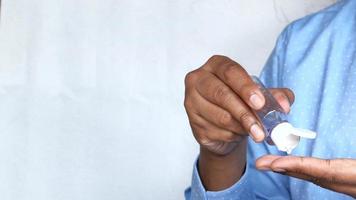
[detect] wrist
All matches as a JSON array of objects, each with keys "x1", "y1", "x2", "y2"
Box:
[{"x1": 198, "y1": 138, "x2": 247, "y2": 191}]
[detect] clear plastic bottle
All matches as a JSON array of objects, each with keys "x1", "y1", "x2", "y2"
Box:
[{"x1": 251, "y1": 76, "x2": 316, "y2": 154}]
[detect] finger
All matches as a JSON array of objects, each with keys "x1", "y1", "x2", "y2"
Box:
[
  {"x1": 189, "y1": 90, "x2": 245, "y2": 135},
  {"x1": 255, "y1": 155, "x2": 283, "y2": 170},
  {"x1": 195, "y1": 73, "x2": 265, "y2": 142},
  {"x1": 187, "y1": 111, "x2": 244, "y2": 144},
  {"x1": 277, "y1": 171, "x2": 356, "y2": 198},
  {"x1": 258, "y1": 155, "x2": 356, "y2": 197},
  {"x1": 269, "y1": 156, "x2": 356, "y2": 185},
  {"x1": 269, "y1": 88, "x2": 295, "y2": 113},
  {"x1": 203, "y1": 56, "x2": 266, "y2": 110},
  {"x1": 322, "y1": 183, "x2": 356, "y2": 198}
]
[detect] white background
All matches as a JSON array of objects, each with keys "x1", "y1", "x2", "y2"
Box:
[{"x1": 0, "y1": 0, "x2": 335, "y2": 199}]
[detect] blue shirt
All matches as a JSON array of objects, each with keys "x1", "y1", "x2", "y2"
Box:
[{"x1": 185, "y1": 0, "x2": 356, "y2": 199}]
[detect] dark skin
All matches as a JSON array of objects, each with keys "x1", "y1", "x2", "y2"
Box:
[
  {"x1": 256, "y1": 156, "x2": 356, "y2": 198},
  {"x1": 184, "y1": 55, "x2": 356, "y2": 198},
  {"x1": 184, "y1": 55, "x2": 293, "y2": 190}
]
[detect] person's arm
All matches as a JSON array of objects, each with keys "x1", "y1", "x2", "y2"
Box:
[
  {"x1": 185, "y1": 26, "x2": 294, "y2": 199},
  {"x1": 198, "y1": 138, "x2": 247, "y2": 191}
]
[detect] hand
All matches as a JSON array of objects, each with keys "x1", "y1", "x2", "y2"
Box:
[
  {"x1": 184, "y1": 55, "x2": 294, "y2": 191},
  {"x1": 256, "y1": 155, "x2": 356, "y2": 198},
  {"x1": 184, "y1": 55, "x2": 294, "y2": 155}
]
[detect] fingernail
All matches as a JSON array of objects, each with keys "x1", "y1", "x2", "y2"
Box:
[
  {"x1": 249, "y1": 93, "x2": 264, "y2": 109},
  {"x1": 250, "y1": 124, "x2": 265, "y2": 142},
  {"x1": 273, "y1": 168, "x2": 286, "y2": 173}
]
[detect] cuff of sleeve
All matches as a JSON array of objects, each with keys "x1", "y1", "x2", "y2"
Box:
[{"x1": 190, "y1": 156, "x2": 252, "y2": 200}]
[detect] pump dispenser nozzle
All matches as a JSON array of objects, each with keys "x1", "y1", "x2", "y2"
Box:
[
  {"x1": 271, "y1": 122, "x2": 316, "y2": 154},
  {"x1": 251, "y1": 76, "x2": 316, "y2": 154}
]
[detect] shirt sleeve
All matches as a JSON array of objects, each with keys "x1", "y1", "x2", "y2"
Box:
[{"x1": 185, "y1": 26, "x2": 293, "y2": 200}]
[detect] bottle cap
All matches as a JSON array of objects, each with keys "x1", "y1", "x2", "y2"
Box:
[{"x1": 271, "y1": 122, "x2": 317, "y2": 154}]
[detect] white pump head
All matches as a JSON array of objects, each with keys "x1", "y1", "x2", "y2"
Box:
[{"x1": 271, "y1": 122, "x2": 317, "y2": 154}]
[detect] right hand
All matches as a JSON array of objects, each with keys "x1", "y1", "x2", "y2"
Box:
[{"x1": 184, "y1": 55, "x2": 295, "y2": 156}]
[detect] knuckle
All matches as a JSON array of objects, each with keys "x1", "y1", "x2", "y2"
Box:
[
  {"x1": 191, "y1": 125, "x2": 206, "y2": 139},
  {"x1": 183, "y1": 98, "x2": 193, "y2": 110},
  {"x1": 218, "y1": 111, "x2": 233, "y2": 127},
  {"x1": 184, "y1": 71, "x2": 198, "y2": 86},
  {"x1": 209, "y1": 55, "x2": 227, "y2": 62},
  {"x1": 189, "y1": 117, "x2": 204, "y2": 129},
  {"x1": 325, "y1": 159, "x2": 332, "y2": 168},
  {"x1": 238, "y1": 111, "x2": 253, "y2": 125},
  {"x1": 206, "y1": 55, "x2": 230, "y2": 70},
  {"x1": 323, "y1": 159, "x2": 337, "y2": 183},
  {"x1": 294, "y1": 157, "x2": 305, "y2": 173},
  {"x1": 213, "y1": 85, "x2": 233, "y2": 105},
  {"x1": 223, "y1": 64, "x2": 238, "y2": 83}
]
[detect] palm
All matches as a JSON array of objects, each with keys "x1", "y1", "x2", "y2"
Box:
[{"x1": 256, "y1": 155, "x2": 356, "y2": 198}]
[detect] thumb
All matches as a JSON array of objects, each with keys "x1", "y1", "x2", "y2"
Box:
[{"x1": 269, "y1": 88, "x2": 295, "y2": 113}]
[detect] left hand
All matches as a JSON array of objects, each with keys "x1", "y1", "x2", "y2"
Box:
[{"x1": 256, "y1": 155, "x2": 356, "y2": 198}]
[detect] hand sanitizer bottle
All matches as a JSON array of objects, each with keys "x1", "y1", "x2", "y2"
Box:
[{"x1": 251, "y1": 76, "x2": 316, "y2": 154}]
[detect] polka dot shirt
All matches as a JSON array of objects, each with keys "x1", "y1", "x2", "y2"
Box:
[{"x1": 185, "y1": 0, "x2": 356, "y2": 199}]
